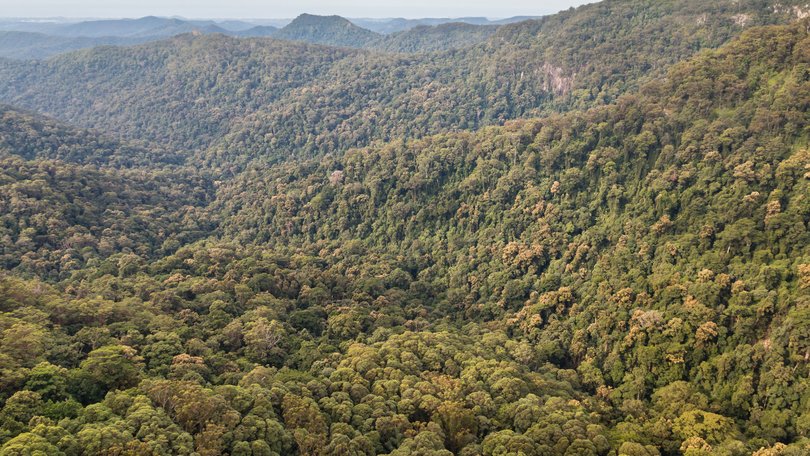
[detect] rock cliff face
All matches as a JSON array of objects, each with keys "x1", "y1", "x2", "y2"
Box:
[
  {"x1": 732, "y1": 13, "x2": 752, "y2": 26},
  {"x1": 539, "y1": 63, "x2": 575, "y2": 96},
  {"x1": 773, "y1": 3, "x2": 810, "y2": 19}
]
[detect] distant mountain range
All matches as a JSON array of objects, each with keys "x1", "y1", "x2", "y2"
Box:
[
  {"x1": 0, "y1": 16, "x2": 228, "y2": 37},
  {"x1": 232, "y1": 26, "x2": 279, "y2": 38},
  {"x1": 375, "y1": 22, "x2": 499, "y2": 53},
  {"x1": 0, "y1": 16, "x2": 235, "y2": 58},
  {"x1": 0, "y1": 31, "x2": 146, "y2": 60},
  {"x1": 0, "y1": 14, "x2": 536, "y2": 59},
  {"x1": 352, "y1": 15, "x2": 539, "y2": 33}
]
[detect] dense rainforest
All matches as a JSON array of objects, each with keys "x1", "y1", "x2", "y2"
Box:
[
  {"x1": 1, "y1": 0, "x2": 808, "y2": 170},
  {"x1": 0, "y1": 0, "x2": 808, "y2": 455}
]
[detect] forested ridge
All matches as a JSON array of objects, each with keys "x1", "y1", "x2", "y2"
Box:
[
  {"x1": 369, "y1": 23, "x2": 498, "y2": 54},
  {"x1": 1, "y1": 0, "x2": 807, "y2": 170},
  {"x1": 0, "y1": 105, "x2": 181, "y2": 167},
  {"x1": 0, "y1": 32, "x2": 149, "y2": 61},
  {"x1": 0, "y1": 1, "x2": 808, "y2": 455}
]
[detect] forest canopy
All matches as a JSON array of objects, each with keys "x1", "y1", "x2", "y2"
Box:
[{"x1": 0, "y1": 1, "x2": 808, "y2": 455}]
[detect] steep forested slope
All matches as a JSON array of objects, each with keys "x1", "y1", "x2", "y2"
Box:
[
  {"x1": 0, "y1": 104, "x2": 179, "y2": 167},
  {"x1": 0, "y1": 37, "x2": 354, "y2": 151},
  {"x1": 0, "y1": 105, "x2": 213, "y2": 277},
  {"x1": 0, "y1": 158, "x2": 215, "y2": 279},
  {"x1": 0, "y1": 16, "x2": 807, "y2": 456},
  {"x1": 208, "y1": 18, "x2": 809, "y2": 452},
  {"x1": 0, "y1": 0, "x2": 806, "y2": 169},
  {"x1": 194, "y1": 0, "x2": 810, "y2": 171}
]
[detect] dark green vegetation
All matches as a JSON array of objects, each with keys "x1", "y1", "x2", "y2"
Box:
[
  {"x1": 0, "y1": 0, "x2": 809, "y2": 455},
  {"x1": 1, "y1": 0, "x2": 806, "y2": 169},
  {"x1": 0, "y1": 105, "x2": 214, "y2": 278},
  {"x1": 0, "y1": 105, "x2": 179, "y2": 167},
  {"x1": 372, "y1": 23, "x2": 498, "y2": 54}
]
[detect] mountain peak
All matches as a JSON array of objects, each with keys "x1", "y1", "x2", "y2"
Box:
[
  {"x1": 295, "y1": 13, "x2": 345, "y2": 21},
  {"x1": 274, "y1": 13, "x2": 381, "y2": 48}
]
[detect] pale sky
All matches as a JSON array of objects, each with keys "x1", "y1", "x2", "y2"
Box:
[{"x1": 0, "y1": 0, "x2": 595, "y2": 19}]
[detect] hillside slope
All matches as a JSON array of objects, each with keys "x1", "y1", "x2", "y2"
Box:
[
  {"x1": 0, "y1": 14, "x2": 808, "y2": 456},
  {"x1": 234, "y1": 25, "x2": 279, "y2": 38},
  {"x1": 0, "y1": 36, "x2": 355, "y2": 151},
  {"x1": 0, "y1": 104, "x2": 179, "y2": 167},
  {"x1": 373, "y1": 23, "x2": 499, "y2": 53},
  {"x1": 0, "y1": 0, "x2": 806, "y2": 168},
  {"x1": 0, "y1": 158, "x2": 215, "y2": 278},
  {"x1": 0, "y1": 105, "x2": 213, "y2": 276},
  {"x1": 212, "y1": 18, "x2": 810, "y2": 451}
]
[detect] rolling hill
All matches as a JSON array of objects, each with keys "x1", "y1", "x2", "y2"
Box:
[
  {"x1": 272, "y1": 14, "x2": 383, "y2": 48},
  {"x1": 0, "y1": 16, "x2": 229, "y2": 38},
  {"x1": 234, "y1": 25, "x2": 279, "y2": 38},
  {"x1": 0, "y1": 104, "x2": 179, "y2": 167},
  {"x1": 0, "y1": 13, "x2": 807, "y2": 455},
  {"x1": 0, "y1": 105, "x2": 214, "y2": 277},
  {"x1": 353, "y1": 15, "x2": 539, "y2": 34},
  {"x1": 0, "y1": 17, "x2": 253, "y2": 59},
  {"x1": 0, "y1": 30, "x2": 158, "y2": 60},
  {"x1": 1, "y1": 0, "x2": 806, "y2": 170},
  {"x1": 373, "y1": 22, "x2": 499, "y2": 53}
]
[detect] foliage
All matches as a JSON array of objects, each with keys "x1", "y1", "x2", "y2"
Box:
[
  {"x1": 0, "y1": 0, "x2": 806, "y2": 171},
  {"x1": 0, "y1": 3, "x2": 808, "y2": 455}
]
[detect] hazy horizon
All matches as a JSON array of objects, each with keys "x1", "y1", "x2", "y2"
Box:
[{"x1": 0, "y1": 1, "x2": 594, "y2": 20}]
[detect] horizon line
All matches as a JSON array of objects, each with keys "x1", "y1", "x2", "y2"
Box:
[{"x1": 0, "y1": 13, "x2": 549, "y2": 21}]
